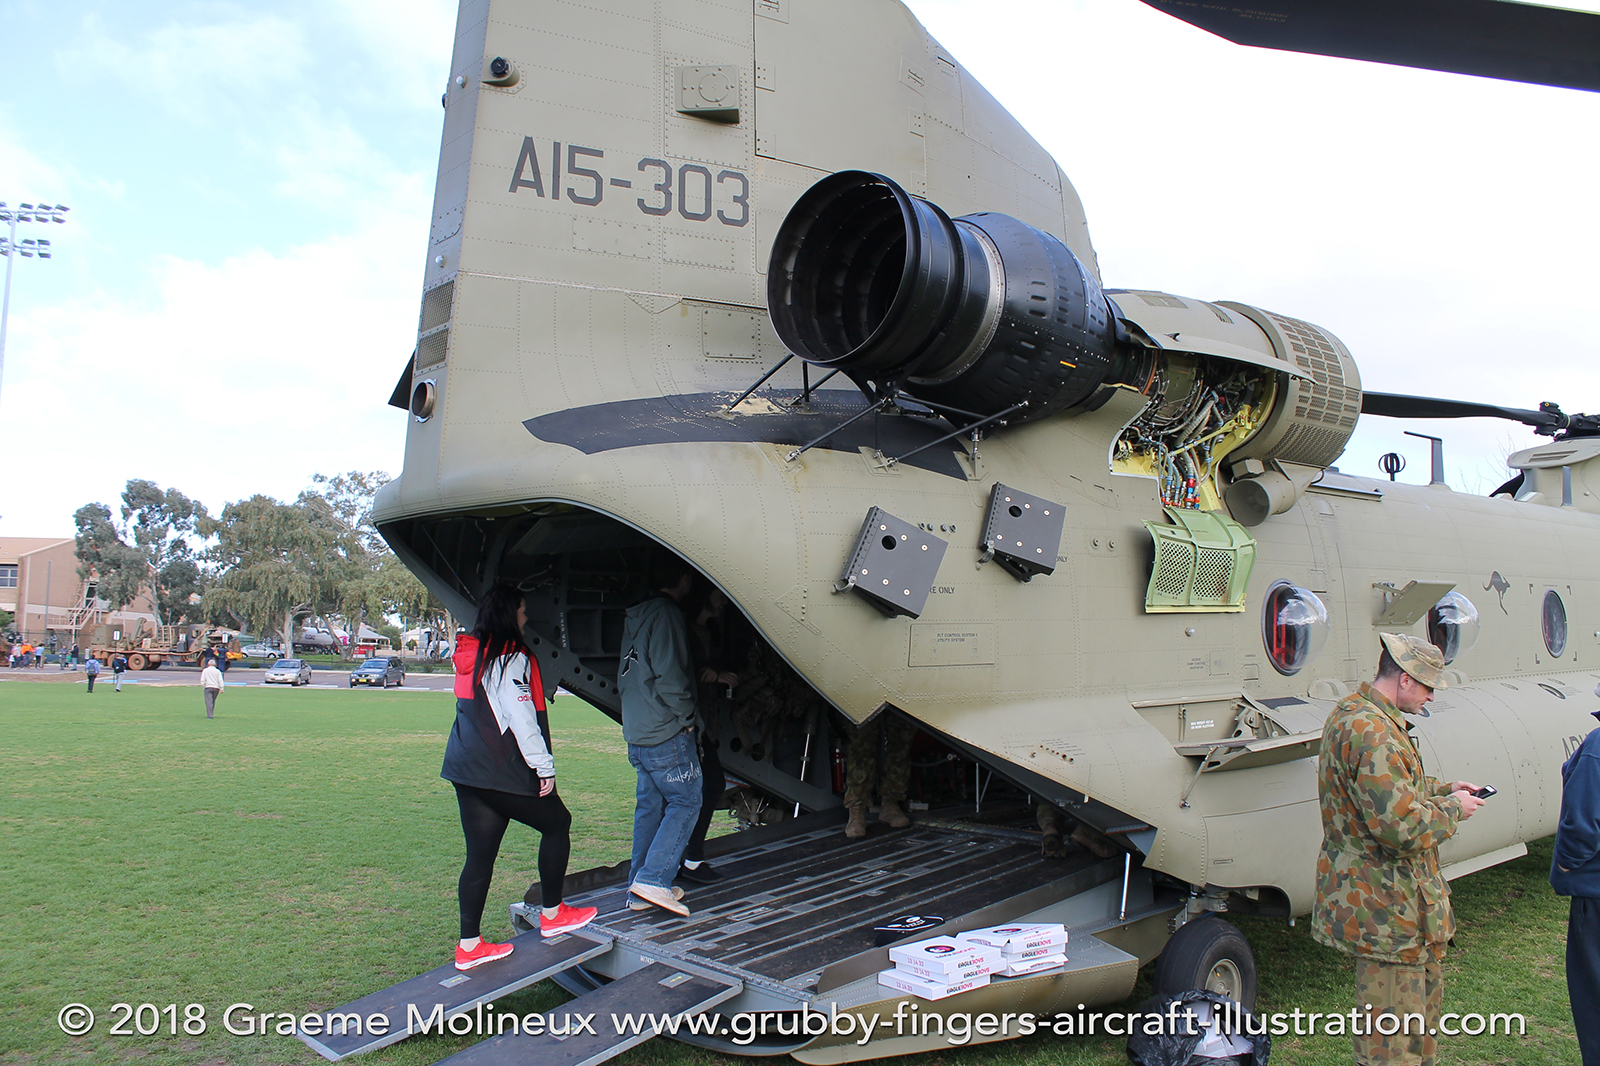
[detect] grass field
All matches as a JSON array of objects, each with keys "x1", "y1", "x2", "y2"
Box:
[{"x1": 0, "y1": 679, "x2": 1580, "y2": 1065}]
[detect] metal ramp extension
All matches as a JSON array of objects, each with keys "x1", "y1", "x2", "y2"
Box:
[
  {"x1": 296, "y1": 928, "x2": 740, "y2": 1066},
  {"x1": 436, "y1": 964, "x2": 741, "y2": 1066},
  {"x1": 296, "y1": 929, "x2": 613, "y2": 1060}
]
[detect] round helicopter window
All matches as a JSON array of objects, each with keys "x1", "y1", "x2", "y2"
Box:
[
  {"x1": 1426, "y1": 591, "x2": 1481, "y2": 664},
  {"x1": 1262, "y1": 581, "x2": 1330, "y2": 676},
  {"x1": 1543, "y1": 590, "x2": 1568, "y2": 658}
]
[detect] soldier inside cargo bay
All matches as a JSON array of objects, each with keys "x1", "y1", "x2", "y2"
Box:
[{"x1": 842, "y1": 712, "x2": 916, "y2": 839}]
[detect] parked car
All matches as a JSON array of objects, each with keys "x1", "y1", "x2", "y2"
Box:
[
  {"x1": 348, "y1": 657, "x2": 405, "y2": 688},
  {"x1": 241, "y1": 641, "x2": 283, "y2": 660},
  {"x1": 263, "y1": 658, "x2": 313, "y2": 686}
]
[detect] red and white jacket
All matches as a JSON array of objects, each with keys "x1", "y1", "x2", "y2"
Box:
[{"x1": 453, "y1": 636, "x2": 553, "y2": 778}]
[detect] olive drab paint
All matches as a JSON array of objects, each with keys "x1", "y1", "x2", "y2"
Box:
[{"x1": 373, "y1": 0, "x2": 1599, "y2": 1053}]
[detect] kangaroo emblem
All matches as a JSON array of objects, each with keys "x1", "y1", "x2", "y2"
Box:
[{"x1": 1484, "y1": 571, "x2": 1510, "y2": 613}]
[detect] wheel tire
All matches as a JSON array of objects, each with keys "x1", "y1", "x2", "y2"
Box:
[
  {"x1": 1153, "y1": 916, "x2": 1258, "y2": 1009},
  {"x1": 128, "y1": 653, "x2": 148, "y2": 671}
]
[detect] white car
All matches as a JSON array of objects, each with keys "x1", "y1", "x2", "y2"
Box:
[
  {"x1": 241, "y1": 642, "x2": 283, "y2": 659},
  {"x1": 263, "y1": 658, "x2": 313, "y2": 686}
]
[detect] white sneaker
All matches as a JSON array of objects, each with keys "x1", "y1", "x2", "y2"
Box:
[
  {"x1": 628, "y1": 886, "x2": 686, "y2": 911},
  {"x1": 629, "y1": 882, "x2": 690, "y2": 916}
]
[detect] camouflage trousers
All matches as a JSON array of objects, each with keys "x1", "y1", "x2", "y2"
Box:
[
  {"x1": 842, "y1": 715, "x2": 915, "y2": 810},
  {"x1": 1352, "y1": 945, "x2": 1445, "y2": 1066}
]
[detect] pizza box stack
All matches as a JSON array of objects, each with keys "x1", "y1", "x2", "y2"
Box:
[
  {"x1": 957, "y1": 923, "x2": 1068, "y2": 976},
  {"x1": 878, "y1": 936, "x2": 1001, "y2": 1000}
]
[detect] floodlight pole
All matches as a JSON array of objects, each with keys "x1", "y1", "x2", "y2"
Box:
[
  {"x1": 0, "y1": 200, "x2": 70, "y2": 419},
  {"x1": 0, "y1": 210, "x2": 16, "y2": 411}
]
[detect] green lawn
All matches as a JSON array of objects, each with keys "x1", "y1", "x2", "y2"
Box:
[{"x1": 0, "y1": 680, "x2": 1579, "y2": 1065}]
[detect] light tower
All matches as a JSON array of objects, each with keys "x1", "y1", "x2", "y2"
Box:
[{"x1": 0, "y1": 200, "x2": 71, "y2": 416}]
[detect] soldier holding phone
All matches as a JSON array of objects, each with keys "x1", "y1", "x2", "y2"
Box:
[{"x1": 1314, "y1": 633, "x2": 1486, "y2": 1066}]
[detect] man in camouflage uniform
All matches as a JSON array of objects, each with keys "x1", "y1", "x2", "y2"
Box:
[
  {"x1": 842, "y1": 714, "x2": 916, "y2": 839},
  {"x1": 1314, "y1": 633, "x2": 1486, "y2": 1065}
]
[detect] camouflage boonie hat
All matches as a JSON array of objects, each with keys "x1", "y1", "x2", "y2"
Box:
[{"x1": 1379, "y1": 632, "x2": 1448, "y2": 690}]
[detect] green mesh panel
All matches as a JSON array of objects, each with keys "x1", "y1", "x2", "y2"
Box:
[{"x1": 1143, "y1": 507, "x2": 1257, "y2": 613}]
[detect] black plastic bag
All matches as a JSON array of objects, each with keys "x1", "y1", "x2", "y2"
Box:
[{"x1": 1125, "y1": 989, "x2": 1271, "y2": 1066}]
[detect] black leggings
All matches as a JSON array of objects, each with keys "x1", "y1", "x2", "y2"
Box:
[{"x1": 453, "y1": 782, "x2": 572, "y2": 937}]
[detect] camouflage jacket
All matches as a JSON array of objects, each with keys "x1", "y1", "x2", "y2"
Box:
[{"x1": 1313, "y1": 682, "x2": 1464, "y2": 963}]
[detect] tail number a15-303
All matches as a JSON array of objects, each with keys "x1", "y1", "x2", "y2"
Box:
[{"x1": 509, "y1": 137, "x2": 749, "y2": 227}]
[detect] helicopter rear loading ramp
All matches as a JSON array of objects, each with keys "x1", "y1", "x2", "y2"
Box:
[{"x1": 300, "y1": 815, "x2": 1170, "y2": 1065}]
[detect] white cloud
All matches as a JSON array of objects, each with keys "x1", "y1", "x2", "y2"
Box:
[
  {"x1": 321, "y1": 0, "x2": 459, "y2": 106},
  {"x1": 0, "y1": 199, "x2": 427, "y2": 535},
  {"x1": 70, "y1": 11, "x2": 312, "y2": 124}
]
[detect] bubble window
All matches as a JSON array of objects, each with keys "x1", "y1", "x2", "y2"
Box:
[
  {"x1": 1543, "y1": 590, "x2": 1568, "y2": 658},
  {"x1": 1426, "y1": 591, "x2": 1481, "y2": 664},
  {"x1": 1262, "y1": 581, "x2": 1330, "y2": 676}
]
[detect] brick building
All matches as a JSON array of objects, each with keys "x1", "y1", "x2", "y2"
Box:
[{"x1": 0, "y1": 536, "x2": 157, "y2": 647}]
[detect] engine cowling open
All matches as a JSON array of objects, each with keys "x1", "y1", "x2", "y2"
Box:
[{"x1": 766, "y1": 170, "x2": 1121, "y2": 425}]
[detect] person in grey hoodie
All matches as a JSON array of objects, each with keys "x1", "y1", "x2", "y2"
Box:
[
  {"x1": 619, "y1": 555, "x2": 702, "y2": 917},
  {"x1": 1553, "y1": 696, "x2": 1600, "y2": 1065}
]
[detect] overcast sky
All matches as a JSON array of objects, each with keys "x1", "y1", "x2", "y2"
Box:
[{"x1": 2, "y1": 0, "x2": 1597, "y2": 537}]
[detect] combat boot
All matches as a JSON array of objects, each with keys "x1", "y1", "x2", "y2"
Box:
[
  {"x1": 845, "y1": 805, "x2": 868, "y2": 839},
  {"x1": 879, "y1": 800, "x2": 911, "y2": 829}
]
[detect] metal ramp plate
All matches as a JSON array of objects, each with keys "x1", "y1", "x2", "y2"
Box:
[
  {"x1": 433, "y1": 964, "x2": 742, "y2": 1066},
  {"x1": 297, "y1": 930, "x2": 612, "y2": 1060},
  {"x1": 568, "y1": 824, "x2": 1091, "y2": 986}
]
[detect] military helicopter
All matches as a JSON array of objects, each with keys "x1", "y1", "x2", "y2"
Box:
[{"x1": 303, "y1": 1, "x2": 1599, "y2": 1062}]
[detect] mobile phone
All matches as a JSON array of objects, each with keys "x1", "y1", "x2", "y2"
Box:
[{"x1": 1473, "y1": 785, "x2": 1498, "y2": 799}]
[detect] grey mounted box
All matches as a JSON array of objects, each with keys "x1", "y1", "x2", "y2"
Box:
[
  {"x1": 841, "y1": 507, "x2": 948, "y2": 618},
  {"x1": 981, "y1": 483, "x2": 1065, "y2": 581},
  {"x1": 677, "y1": 66, "x2": 740, "y2": 123}
]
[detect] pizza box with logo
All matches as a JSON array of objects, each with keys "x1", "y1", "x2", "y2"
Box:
[
  {"x1": 956, "y1": 923, "x2": 1068, "y2": 955},
  {"x1": 887, "y1": 936, "x2": 1002, "y2": 976},
  {"x1": 1000, "y1": 954, "x2": 1067, "y2": 977},
  {"x1": 877, "y1": 967, "x2": 991, "y2": 1001}
]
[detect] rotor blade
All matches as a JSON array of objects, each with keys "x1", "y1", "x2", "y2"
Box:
[
  {"x1": 1360, "y1": 391, "x2": 1563, "y2": 428},
  {"x1": 1139, "y1": 0, "x2": 1600, "y2": 94}
]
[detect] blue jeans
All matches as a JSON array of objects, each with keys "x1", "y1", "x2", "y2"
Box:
[{"x1": 628, "y1": 730, "x2": 702, "y2": 891}]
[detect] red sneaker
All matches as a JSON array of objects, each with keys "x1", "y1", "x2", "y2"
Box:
[
  {"x1": 540, "y1": 902, "x2": 599, "y2": 937},
  {"x1": 454, "y1": 939, "x2": 514, "y2": 970}
]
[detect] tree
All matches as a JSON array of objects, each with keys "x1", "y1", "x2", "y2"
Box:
[
  {"x1": 72, "y1": 502, "x2": 150, "y2": 614},
  {"x1": 72, "y1": 481, "x2": 212, "y2": 626},
  {"x1": 120, "y1": 480, "x2": 209, "y2": 625},
  {"x1": 379, "y1": 550, "x2": 452, "y2": 653},
  {"x1": 202, "y1": 495, "x2": 337, "y2": 654},
  {"x1": 303, "y1": 471, "x2": 391, "y2": 659}
]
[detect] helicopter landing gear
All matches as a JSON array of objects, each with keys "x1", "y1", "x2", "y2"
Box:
[{"x1": 1154, "y1": 916, "x2": 1258, "y2": 1009}]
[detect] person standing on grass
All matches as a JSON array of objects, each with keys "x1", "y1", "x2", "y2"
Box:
[
  {"x1": 1314, "y1": 633, "x2": 1484, "y2": 1066},
  {"x1": 85, "y1": 656, "x2": 99, "y2": 693},
  {"x1": 1552, "y1": 691, "x2": 1600, "y2": 1066},
  {"x1": 112, "y1": 653, "x2": 127, "y2": 692},
  {"x1": 441, "y1": 583, "x2": 596, "y2": 970},
  {"x1": 200, "y1": 659, "x2": 224, "y2": 718}
]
